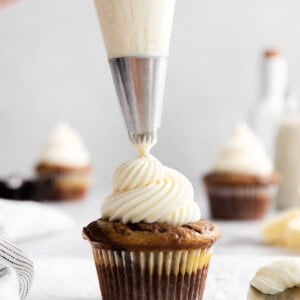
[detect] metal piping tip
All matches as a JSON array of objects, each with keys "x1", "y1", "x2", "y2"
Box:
[
  {"x1": 109, "y1": 56, "x2": 168, "y2": 145},
  {"x1": 128, "y1": 131, "x2": 158, "y2": 146}
]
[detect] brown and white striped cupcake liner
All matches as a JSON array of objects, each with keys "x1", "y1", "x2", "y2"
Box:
[
  {"x1": 91, "y1": 247, "x2": 213, "y2": 300},
  {"x1": 0, "y1": 238, "x2": 34, "y2": 300},
  {"x1": 205, "y1": 185, "x2": 278, "y2": 220}
]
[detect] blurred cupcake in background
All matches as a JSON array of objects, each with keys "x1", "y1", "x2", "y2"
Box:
[
  {"x1": 36, "y1": 122, "x2": 92, "y2": 201},
  {"x1": 203, "y1": 122, "x2": 279, "y2": 220}
]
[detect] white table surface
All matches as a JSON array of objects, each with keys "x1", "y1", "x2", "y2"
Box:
[{"x1": 19, "y1": 193, "x2": 298, "y2": 300}]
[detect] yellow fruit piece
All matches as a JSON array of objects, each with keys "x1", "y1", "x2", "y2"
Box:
[
  {"x1": 284, "y1": 217, "x2": 300, "y2": 249},
  {"x1": 263, "y1": 209, "x2": 300, "y2": 245}
]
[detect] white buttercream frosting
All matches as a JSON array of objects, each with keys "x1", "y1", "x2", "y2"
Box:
[
  {"x1": 251, "y1": 260, "x2": 300, "y2": 295},
  {"x1": 39, "y1": 122, "x2": 90, "y2": 168},
  {"x1": 133, "y1": 136, "x2": 157, "y2": 156},
  {"x1": 101, "y1": 152, "x2": 201, "y2": 226},
  {"x1": 94, "y1": 0, "x2": 176, "y2": 58},
  {"x1": 213, "y1": 123, "x2": 273, "y2": 176}
]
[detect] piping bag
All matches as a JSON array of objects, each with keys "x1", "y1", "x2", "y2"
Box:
[{"x1": 93, "y1": 0, "x2": 176, "y2": 146}]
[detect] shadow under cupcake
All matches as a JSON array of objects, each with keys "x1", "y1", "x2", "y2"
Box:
[{"x1": 203, "y1": 123, "x2": 280, "y2": 220}]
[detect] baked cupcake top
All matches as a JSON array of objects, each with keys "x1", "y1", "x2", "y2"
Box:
[
  {"x1": 83, "y1": 219, "x2": 221, "y2": 251},
  {"x1": 101, "y1": 141, "x2": 201, "y2": 227},
  {"x1": 38, "y1": 122, "x2": 90, "y2": 168},
  {"x1": 213, "y1": 123, "x2": 273, "y2": 177}
]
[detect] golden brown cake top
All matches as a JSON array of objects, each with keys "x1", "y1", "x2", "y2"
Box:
[
  {"x1": 83, "y1": 219, "x2": 221, "y2": 251},
  {"x1": 203, "y1": 172, "x2": 280, "y2": 187},
  {"x1": 36, "y1": 163, "x2": 91, "y2": 175}
]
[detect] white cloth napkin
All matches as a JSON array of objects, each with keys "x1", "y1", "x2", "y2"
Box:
[
  {"x1": 0, "y1": 268, "x2": 19, "y2": 300},
  {"x1": 0, "y1": 238, "x2": 34, "y2": 300},
  {"x1": 0, "y1": 199, "x2": 74, "y2": 242}
]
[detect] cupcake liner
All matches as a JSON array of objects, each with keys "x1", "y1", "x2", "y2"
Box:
[
  {"x1": 54, "y1": 172, "x2": 91, "y2": 190},
  {"x1": 36, "y1": 164, "x2": 92, "y2": 201},
  {"x1": 91, "y1": 247, "x2": 213, "y2": 300},
  {"x1": 39, "y1": 172, "x2": 91, "y2": 201},
  {"x1": 205, "y1": 184, "x2": 278, "y2": 220}
]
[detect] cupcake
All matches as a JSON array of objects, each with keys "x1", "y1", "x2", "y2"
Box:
[
  {"x1": 83, "y1": 143, "x2": 221, "y2": 300},
  {"x1": 36, "y1": 122, "x2": 92, "y2": 201},
  {"x1": 203, "y1": 123, "x2": 279, "y2": 220}
]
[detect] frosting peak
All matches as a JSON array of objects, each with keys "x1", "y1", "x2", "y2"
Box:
[
  {"x1": 213, "y1": 123, "x2": 273, "y2": 176},
  {"x1": 40, "y1": 122, "x2": 90, "y2": 168},
  {"x1": 102, "y1": 153, "x2": 201, "y2": 226}
]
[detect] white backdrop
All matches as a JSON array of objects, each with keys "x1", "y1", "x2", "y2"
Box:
[{"x1": 0, "y1": 0, "x2": 300, "y2": 193}]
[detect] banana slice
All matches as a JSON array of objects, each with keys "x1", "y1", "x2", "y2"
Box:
[
  {"x1": 263, "y1": 209, "x2": 300, "y2": 245},
  {"x1": 284, "y1": 217, "x2": 300, "y2": 249}
]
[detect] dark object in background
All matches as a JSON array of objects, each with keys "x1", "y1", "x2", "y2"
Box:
[{"x1": 0, "y1": 175, "x2": 55, "y2": 201}]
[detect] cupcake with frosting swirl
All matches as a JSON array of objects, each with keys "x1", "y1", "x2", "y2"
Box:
[
  {"x1": 83, "y1": 142, "x2": 221, "y2": 300},
  {"x1": 36, "y1": 122, "x2": 92, "y2": 201},
  {"x1": 203, "y1": 123, "x2": 279, "y2": 220}
]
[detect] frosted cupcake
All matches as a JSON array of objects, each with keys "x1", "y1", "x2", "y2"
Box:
[
  {"x1": 203, "y1": 123, "x2": 279, "y2": 220},
  {"x1": 83, "y1": 143, "x2": 221, "y2": 300},
  {"x1": 36, "y1": 122, "x2": 91, "y2": 201}
]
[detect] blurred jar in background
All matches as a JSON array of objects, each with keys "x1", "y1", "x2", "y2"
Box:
[
  {"x1": 250, "y1": 49, "x2": 288, "y2": 157},
  {"x1": 275, "y1": 94, "x2": 300, "y2": 209}
]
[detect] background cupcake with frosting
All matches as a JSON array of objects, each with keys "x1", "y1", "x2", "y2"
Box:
[
  {"x1": 36, "y1": 122, "x2": 92, "y2": 201},
  {"x1": 203, "y1": 122, "x2": 280, "y2": 220}
]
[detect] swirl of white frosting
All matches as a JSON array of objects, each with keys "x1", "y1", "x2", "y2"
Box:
[
  {"x1": 40, "y1": 122, "x2": 90, "y2": 168},
  {"x1": 213, "y1": 123, "x2": 273, "y2": 176},
  {"x1": 101, "y1": 154, "x2": 201, "y2": 226},
  {"x1": 251, "y1": 259, "x2": 300, "y2": 295}
]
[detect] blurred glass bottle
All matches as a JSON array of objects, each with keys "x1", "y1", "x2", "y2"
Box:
[
  {"x1": 250, "y1": 49, "x2": 288, "y2": 156},
  {"x1": 275, "y1": 93, "x2": 300, "y2": 209}
]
